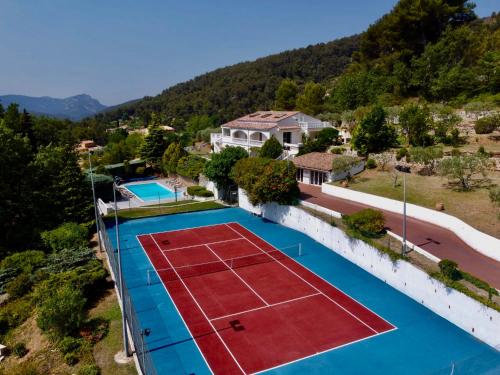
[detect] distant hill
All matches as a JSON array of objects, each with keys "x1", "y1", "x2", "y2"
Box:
[
  {"x1": 0, "y1": 94, "x2": 107, "y2": 121},
  {"x1": 97, "y1": 35, "x2": 360, "y2": 124}
]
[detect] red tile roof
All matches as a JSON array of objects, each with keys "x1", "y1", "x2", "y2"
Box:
[
  {"x1": 292, "y1": 152, "x2": 361, "y2": 172},
  {"x1": 222, "y1": 111, "x2": 301, "y2": 130}
]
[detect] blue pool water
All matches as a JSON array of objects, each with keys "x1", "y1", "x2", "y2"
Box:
[
  {"x1": 107, "y1": 208, "x2": 500, "y2": 374},
  {"x1": 124, "y1": 182, "x2": 179, "y2": 201}
]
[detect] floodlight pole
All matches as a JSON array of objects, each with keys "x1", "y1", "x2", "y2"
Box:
[
  {"x1": 113, "y1": 179, "x2": 130, "y2": 357},
  {"x1": 402, "y1": 171, "x2": 407, "y2": 255},
  {"x1": 88, "y1": 151, "x2": 102, "y2": 252}
]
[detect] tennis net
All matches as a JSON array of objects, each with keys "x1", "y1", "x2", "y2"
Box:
[{"x1": 147, "y1": 244, "x2": 302, "y2": 284}]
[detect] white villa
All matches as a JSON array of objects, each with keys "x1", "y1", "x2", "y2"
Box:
[{"x1": 210, "y1": 111, "x2": 332, "y2": 157}]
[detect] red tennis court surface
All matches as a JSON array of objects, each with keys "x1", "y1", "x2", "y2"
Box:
[{"x1": 138, "y1": 223, "x2": 395, "y2": 374}]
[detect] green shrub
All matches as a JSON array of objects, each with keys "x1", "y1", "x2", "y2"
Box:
[
  {"x1": 474, "y1": 115, "x2": 499, "y2": 134},
  {"x1": 0, "y1": 250, "x2": 46, "y2": 274},
  {"x1": 6, "y1": 361, "x2": 41, "y2": 375},
  {"x1": 135, "y1": 166, "x2": 145, "y2": 175},
  {"x1": 259, "y1": 136, "x2": 283, "y2": 159},
  {"x1": 186, "y1": 185, "x2": 213, "y2": 197},
  {"x1": 366, "y1": 158, "x2": 377, "y2": 169},
  {"x1": 330, "y1": 147, "x2": 345, "y2": 155},
  {"x1": 77, "y1": 364, "x2": 100, "y2": 375},
  {"x1": 396, "y1": 147, "x2": 408, "y2": 161},
  {"x1": 41, "y1": 222, "x2": 88, "y2": 252},
  {"x1": 0, "y1": 297, "x2": 32, "y2": 334},
  {"x1": 64, "y1": 352, "x2": 79, "y2": 365},
  {"x1": 343, "y1": 209, "x2": 386, "y2": 237},
  {"x1": 438, "y1": 259, "x2": 461, "y2": 281},
  {"x1": 12, "y1": 342, "x2": 28, "y2": 358},
  {"x1": 58, "y1": 336, "x2": 82, "y2": 355},
  {"x1": 36, "y1": 284, "x2": 86, "y2": 338},
  {"x1": 5, "y1": 273, "x2": 32, "y2": 299},
  {"x1": 450, "y1": 148, "x2": 461, "y2": 156}
]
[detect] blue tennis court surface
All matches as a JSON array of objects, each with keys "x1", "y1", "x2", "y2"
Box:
[
  {"x1": 109, "y1": 207, "x2": 500, "y2": 374},
  {"x1": 123, "y1": 182, "x2": 178, "y2": 201}
]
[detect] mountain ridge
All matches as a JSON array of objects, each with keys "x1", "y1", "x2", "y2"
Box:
[{"x1": 0, "y1": 93, "x2": 107, "y2": 121}]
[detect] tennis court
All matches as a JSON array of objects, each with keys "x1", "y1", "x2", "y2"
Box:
[
  {"x1": 137, "y1": 222, "x2": 395, "y2": 374},
  {"x1": 108, "y1": 208, "x2": 500, "y2": 374}
]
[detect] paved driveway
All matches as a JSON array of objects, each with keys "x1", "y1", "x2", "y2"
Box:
[{"x1": 300, "y1": 183, "x2": 500, "y2": 290}]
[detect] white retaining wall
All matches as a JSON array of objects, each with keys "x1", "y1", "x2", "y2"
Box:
[
  {"x1": 238, "y1": 189, "x2": 500, "y2": 350},
  {"x1": 322, "y1": 184, "x2": 500, "y2": 262}
]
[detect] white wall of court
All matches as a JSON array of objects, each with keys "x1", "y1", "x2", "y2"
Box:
[
  {"x1": 321, "y1": 184, "x2": 500, "y2": 262},
  {"x1": 238, "y1": 189, "x2": 500, "y2": 350}
]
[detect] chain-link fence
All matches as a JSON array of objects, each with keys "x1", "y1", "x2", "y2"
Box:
[{"x1": 98, "y1": 215, "x2": 158, "y2": 375}]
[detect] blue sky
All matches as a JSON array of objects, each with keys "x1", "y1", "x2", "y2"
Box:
[{"x1": 1, "y1": 0, "x2": 497, "y2": 105}]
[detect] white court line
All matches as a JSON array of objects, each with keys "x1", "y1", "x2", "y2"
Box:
[
  {"x1": 135, "y1": 235, "x2": 214, "y2": 375},
  {"x1": 226, "y1": 222, "x2": 396, "y2": 330},
  {"x1": 250, "y1": 326, "x2": 398, "y2": 375},
  {"x1": 144, "y1": 222, "x2": 234, "y2": 237},
  {"x1": 225, "y1": 223, "x2": 381, "y2": 334},
  {"x1": 210, "y1": 292, "x2": 321, "y2": 322},
  {"x1": 160, "y1": 237, "x2": 244, "y2": 252},
  {"x1": 149, "y1": 234, "x2": 247, "y2": 375},
  {"x1": 205, "y1": 244, "x2": 270, "y2": 306}
]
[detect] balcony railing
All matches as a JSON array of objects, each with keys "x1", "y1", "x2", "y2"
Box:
[
  {"x1": 222, "y1": 136, "x2": 264, "y2": 147},
  {"x1": 298, "y1": 121, "x2": 331, "y2": 130}
]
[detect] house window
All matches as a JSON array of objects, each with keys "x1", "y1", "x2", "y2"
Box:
[
  {"x1": 310, "y1": 170, "x2": 327, "y2": 185},
  {"x1": 222, "y1": 128, "x2": 230, "y2": 136},
  {"x1": 296, "y1": 168, "x2": 303, "y2": 182},
  {"x1": 283, "y1": 132, "x2": 292, "y2": 144}
]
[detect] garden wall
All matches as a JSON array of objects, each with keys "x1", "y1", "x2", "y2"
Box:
[
  {"x1": 321, "y1": 184, "x2": 500, "y2": 262},
  {"x1": 238, "y1": 189, "x2": 500, "y2": 350}
]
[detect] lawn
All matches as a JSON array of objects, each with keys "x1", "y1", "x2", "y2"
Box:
[
  {"x1": 90, "y1": 291, "x2": 137, "y2": 375},
  {"x1": 112, "y1": 200, "x2": 225, "y2": 220},
  {"x1": 341, "y1": 169, "x2": 499, "y2": 238}
]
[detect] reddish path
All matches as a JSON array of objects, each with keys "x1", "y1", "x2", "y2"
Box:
[
  {"x1": 138, "y1": 223, "x2": 394, "y2": 374},
  {"x1": 300, "y1": 184, "x2": 500, "y2": 290}
]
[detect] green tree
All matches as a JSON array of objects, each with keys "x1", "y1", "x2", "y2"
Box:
[
  {"x1": 41, "y1": 222, "x2": 88, "y2": 252},
  {"x1": 3, "y1": 103, "x2": 22, "y2": 133},
  {"x1": 233, "y1": 158, "x2": 299, "y2": 205},
  {"x1": 274, "y1": 79, "x2": 298, "y2": 110},
  {"x1": 0, "y1": 125, "x2": 37, "y2": 251},
  {"x1": 204, "y1": 147, "x2": 248, "y2": 200},
  {"x1": 162, "y1": 143, "x2": 187, "y2": 175},
  {"x1": 399, "y1": 104, "x2": 433, "y2": 147},
  {"x1": 299, "y1": 127, "x2": 339, "y2": 155},
  {"x1": 409, "y1": 146, "x2": 443, "y2": 174},
  {"x1": 36, "y1": 284, "x2": 86, "y2": 338},
  {"x1": 259, "y1": 136, "x2": 283, "y2": 159},
  {"x1": 186, "y1": 115, "x2": 217, "y2": 135},
  {"x1": 139, "y1": 125, "x2": 169, "y2": 168},
  {"x1": 331, "y1": 156, "x2": 360, "y2": 181},
  {"x1": 351, "y1": 106, "x2": 396, "y2": 155},
  {"x1": 296, "y1": 82, "x2": 326, "y2": 115},
  {"x1": 438, "y1": 154, "x2": 489, "y2": 190},
  {"x1": 32, "y1": 146, "x2": 92, "y2": 228},
  {"x1": 489, "y1": 186, "x2": 500, "y2": 220},
  {"x1": 176, "y1": 155, "x2": 206, "y2": 181}
]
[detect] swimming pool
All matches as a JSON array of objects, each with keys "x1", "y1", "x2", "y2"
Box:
[{"x1": 124, "y1": 182, "x2": 179, "y2": 201}]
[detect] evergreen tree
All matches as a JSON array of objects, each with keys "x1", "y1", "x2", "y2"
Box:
[
  {"x1": 399, "y1": 104, "x2": 433, "y2": 146},
  {"x1": 351, "y1": 106, "x2": 397, "y2": 155},
  {"x1": 296, "y1": 82, "x2": 326, "y2": 115},
  {"x1": 0, "y1": 103, "x2": 4, "y2": 118},
  {"x1": 139, "y1": 125, "x2": 168, "y2": 169},
  {"x1": 204, "y1": 147, "x2": 248, "y2": 200},
  {"x1": 274, "y1": 79, "x2": 298, "y2": 110},
  {"x1": 162, "y1": 142, "x2": 187, "y2": 175},
  {"x1": 259, "y1": 136, "x2": 283, "y2": 159},
  {"x1": 3, "y1": 103, "x2": 21, "y2": 133}
]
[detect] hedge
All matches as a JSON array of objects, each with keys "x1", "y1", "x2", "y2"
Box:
[{"x1": 187, "y1": 185, "x2": 214, "y2": 197}]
